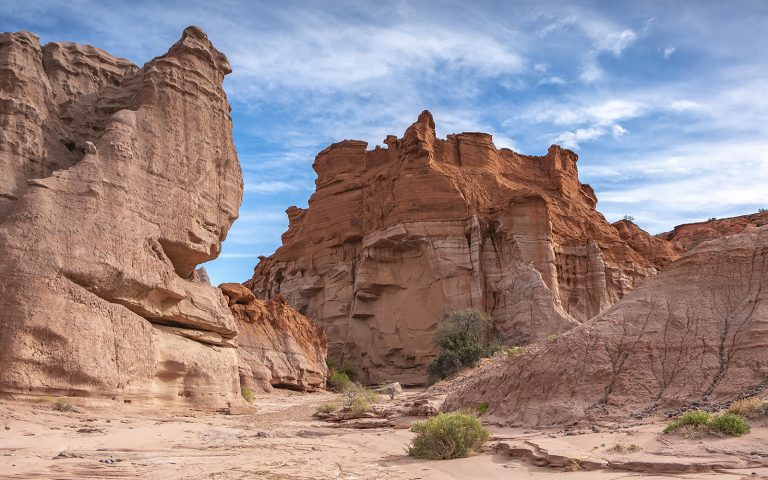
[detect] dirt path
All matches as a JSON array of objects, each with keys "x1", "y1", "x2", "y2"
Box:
[{"x1": 1, "y1": 392, "x2": 767, "y2": 479}]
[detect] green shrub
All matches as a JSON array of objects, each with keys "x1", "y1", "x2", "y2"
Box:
[
  {"x1": 426, "y1": 309, "x2": 499, "y2": 384},
  {"x1": 326, "y1": 369, "x2": 352, "y2": 392},
  {"x1": 52, "y1": 398, "x2": 75, "y2": 412},
  {"x1": 664, "y1": 410, "x2": 750, "y2": 437},
  {"x1": 502, "y1": 346, "x2": 526, "y2": 356},
  {"x1": 316, "y1": 402, "x2": 338, "y2": 414},
  {"x1": 728, "y1": 397, "x2": 766, "y2": 418},
  {"x1": 709, "y1": 413, "x2": 750, "y2": 436},
  {"x1": 408, "y1": 412, "x2": 490, "y2": 460},
  {"x1": 342, "y1": 383, "x2": 379, "y2": 407},
  {"x1": 663, "y1": 410, "x2": 711, "y2": 433},
  {"x1": 350, "y1": 397, "x2": 372, "y2": 415},
  {"x1": 241, "y1": 386, "x2": 254, "y2": 403},
  {"x1": 326, "y1": 358, "x2": 359, "y2": 382}
]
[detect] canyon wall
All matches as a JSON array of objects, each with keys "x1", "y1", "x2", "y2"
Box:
[
  {"x1": 248, "y1": 111, "x2": 675, "y2": 384},
  {"x1": 445, "y1": 225, "x2": 768, "y2": 425},
  {"x1": 0, "y1": 27, "x2": 325, "y2": 407}
]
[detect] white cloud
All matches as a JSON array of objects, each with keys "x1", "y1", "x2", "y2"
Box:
[
  {"x1": 534, "y1": 63, "x2": 549, "y2": 72},
  {"x1": 537, "y1": 76, "x2": 566, "y2": 86},
  {"x1": 596, "y1": 29, "x2": 637, "y2": 56},
  {"x1": 553, "y1": 127, "x2": 606, "y2": 149},
  {"x1": 663, "y1": 45, "x2": 676, "y2": 59},
  {"x1": 244, "y1": 180, "x2": 308, "y2": 194}
]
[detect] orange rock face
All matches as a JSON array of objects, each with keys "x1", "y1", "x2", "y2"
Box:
[
  {"x1": 219, "y1": 284, "x2": 327, "y2": 392},
  {"x1": 248, "y1": 111, "x2": 674, "y2": 384},
  {"x1": 658, "y1": 211, "x2": 768, "y2": 250},
  {"x1": 0, "y1": 27, "x2": 245, "y2": 407},
  {"x1": 445, "y1": 226, "x2": 768, "y2": 425},
  {"x1": 613, "y1": 219, "x2": 686, "y2": 268}
]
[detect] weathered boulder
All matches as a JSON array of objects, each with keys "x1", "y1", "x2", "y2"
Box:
[
  {"x1": 248, "y1": 111, "x2": 676, "y2": 384},
  {"x1": 0, "y1": 27, "x2": 243, "y2": 407},
  {"x1": 444, "y1": 226, "x2": 768, "y2": 425},
  {"x1": 220, "y1": 285, "x2": 327, "y2": 392}
]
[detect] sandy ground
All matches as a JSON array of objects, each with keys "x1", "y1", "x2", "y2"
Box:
[{"x1": 1, "y1": 391, "x2": 767, "y2": 479}]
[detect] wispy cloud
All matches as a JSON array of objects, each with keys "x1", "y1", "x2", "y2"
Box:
[{"x1": 4, "y1": 0, "x2": 766, "y2": 282}]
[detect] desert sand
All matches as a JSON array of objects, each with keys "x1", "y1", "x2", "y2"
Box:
[{"x1": 2, "y1": 390, "x2": 767, "y2": 480}]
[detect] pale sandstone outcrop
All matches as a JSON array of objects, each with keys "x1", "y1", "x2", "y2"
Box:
[
  {"x1": 248, "y1": 111, "x2": 676, "y2": 384},
  {"x1": 219, "y1": 283, "x2": 327, "y2": 392},
  {"x1": 444, "y1": 226, "x2": 768, "y2": 425},
  {"x1": 0, "y1": 27, "x2": 244, "y2": 407}
]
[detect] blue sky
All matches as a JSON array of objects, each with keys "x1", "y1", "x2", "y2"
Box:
[{"x1": 3, "y1": 1, "x2": 767, "y2": 284}]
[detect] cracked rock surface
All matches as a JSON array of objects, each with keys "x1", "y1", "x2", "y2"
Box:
[{"x1": 444, "y1": 226, "x2": 768, "y2": 425}]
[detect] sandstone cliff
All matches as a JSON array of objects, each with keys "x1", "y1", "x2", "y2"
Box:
[
  {"x1": 444, "y1": 225, "x2": 768, "y2": 425},
  {"x1": 658, "y1": 211, "x2": 768, "y2": 250},
  {"x1": 220, "y1": 283, "x2": 327, "y2": 392},
  {"x1": 0, "y1": 27, "x2": 326, "y2": 407},
  {"x1": 248, "y1": 111, "x2": 676, "y2": 384}
]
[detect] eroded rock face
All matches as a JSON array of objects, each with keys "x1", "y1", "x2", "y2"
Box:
[
  {"x1": 658, "y1": 211, "x2": 768, "y2": 251},
  {"x1": 248, "y1": 111, "x2": 673, "y2": 384},
  {"x1": 0, "y1": 27, "x2": 244, "y2": 407},
  {"x1": 613, "y1": 219, "x2": 686, "y2": 268},
  {"x1": 444, "y1": 226, "x2": 768, "y2": 425},
  {"x1": 219, "y1": 283, "x2": 327, "y2": 393}
]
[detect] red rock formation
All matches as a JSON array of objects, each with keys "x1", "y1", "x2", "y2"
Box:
[
  {"x1": 248, "y1": 111, "x2": 675, "y2": 384},
  {"x1": 658, "y1": 211, "x2": 768, "y2": 250},
  {"x1": 219, "y1": 283, "x2": 327, "y2": 392},
  {"x1": 613, "y1": 219, "x2": 686, "y2": 268},
  {"x1": 444, "y1": 226, "x2": 768, "y2": 425},
  {"x1": 0, "y1": 27, "x2": 244, "y2": 407}
]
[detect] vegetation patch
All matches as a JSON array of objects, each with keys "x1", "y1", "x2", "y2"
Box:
[
  {"x1": 664, "y1": 410, "x2": 750, "y2": 437},
  {"x1": 426, "y1": 309, "x2": 500, "y2": 384},
  {"x1": 408, "y1": 412, "x2": 490, "y2": 460},
  {"x1": 326, "y1": 369, "x2": 352, "y2": 392},
  {"x1": 52, "y1": 398, "x2": 76, "y2": 413},
  {"x1": 240, "y1": 386, "x2": 254, "y2": 403},
  {"x1": 728, "y1": 397, "x2": 766, "y2": 418},
  {"x1": 316, "y1": 402, "x2": 339, "y2": 414}
]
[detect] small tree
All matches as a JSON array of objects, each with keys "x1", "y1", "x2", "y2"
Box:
[{"x1": 623, "y1": 214, "x2": 636, "y2": 222}]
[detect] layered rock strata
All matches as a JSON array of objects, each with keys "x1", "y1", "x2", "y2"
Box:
[
  {"x1": 220, "y1": 283, "x2": 327, "y2": 392},
  {"x1": 248, "y1": 111, "x2": 676, "y2": 384},
  {"x1": 658, "y1": 211, "x2": 768, "y2": 250},
  {"x1": 0, "y1": 27, "x2": 245, "y2": 407},
  {"x1": 445, "y1": 226, "x2": 768, "y2": 425}
]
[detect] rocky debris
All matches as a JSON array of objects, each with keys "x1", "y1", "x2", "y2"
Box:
[
  {"x1": 248, "y1": 111, "x2": 677, "y2": 384},
  {"x1": 444, "y1": 226, "x2": 768, "y2": 425},
  {"x1": 220, "y1": 284, "x2": 327, "y2": 392},
  {"x1": 375, "y1": 382, "x2": 403, "y2": 399},
  {"x1": 0, "y1": 27, "x2": 244, "y2": 407},
  {"x1": 658, "y1": 210, "x2": 768, "y2": 250}
]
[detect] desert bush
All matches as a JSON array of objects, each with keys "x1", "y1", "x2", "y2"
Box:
[
  {"x1": 350, "y1": 397, "x2": 373, "y2": 415},
  {"x1": 663, "y1": 410, "x2": 711, "y2": 433},
  {"x1": 426, "y1": 309, "x2": 499, "y2": 384},
  {"x1": 728, "y1": 397, "x2": 766, "y2": 418},
  {"x1": 316, "y1": 402, "x2": 338, "y2": 414},
  {"x1": 326, "y1": 358, "x2": 359, "y2": 382},
  {"x1": 664, "y1": 410, "x2": 750, "y2": 436},
  {"x1": 609, "y1": 442, "x2": 641, "y2": 453},
  {"x1": 241, "y1": 386, "x2": 254, "y2": 403},
  {"x1": 326, "y1": 369, "x2": 352, "y2": 392},
  {"x1": 342, "y1": 383, "x2": 379, "y2": 407},
  {"x1": 408, "y1": 412, "x2": 490, "y2": 460},
  {"x1": 623, "y1": 214, "x2": 636, "y2": 222},
  {"x1": 709, "y1": 413, "x2": 750, "y2": 436},
  {"x1": 502, "y1": 346, "x2": 526, "y2": 356},
  {"x1": 52, "y1": 398, "x2": 75, "y2": 412}
]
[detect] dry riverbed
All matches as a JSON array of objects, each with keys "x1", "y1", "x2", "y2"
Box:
[{"x1": 1, "y1": 391, "x2": 767, "y2": 479}]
